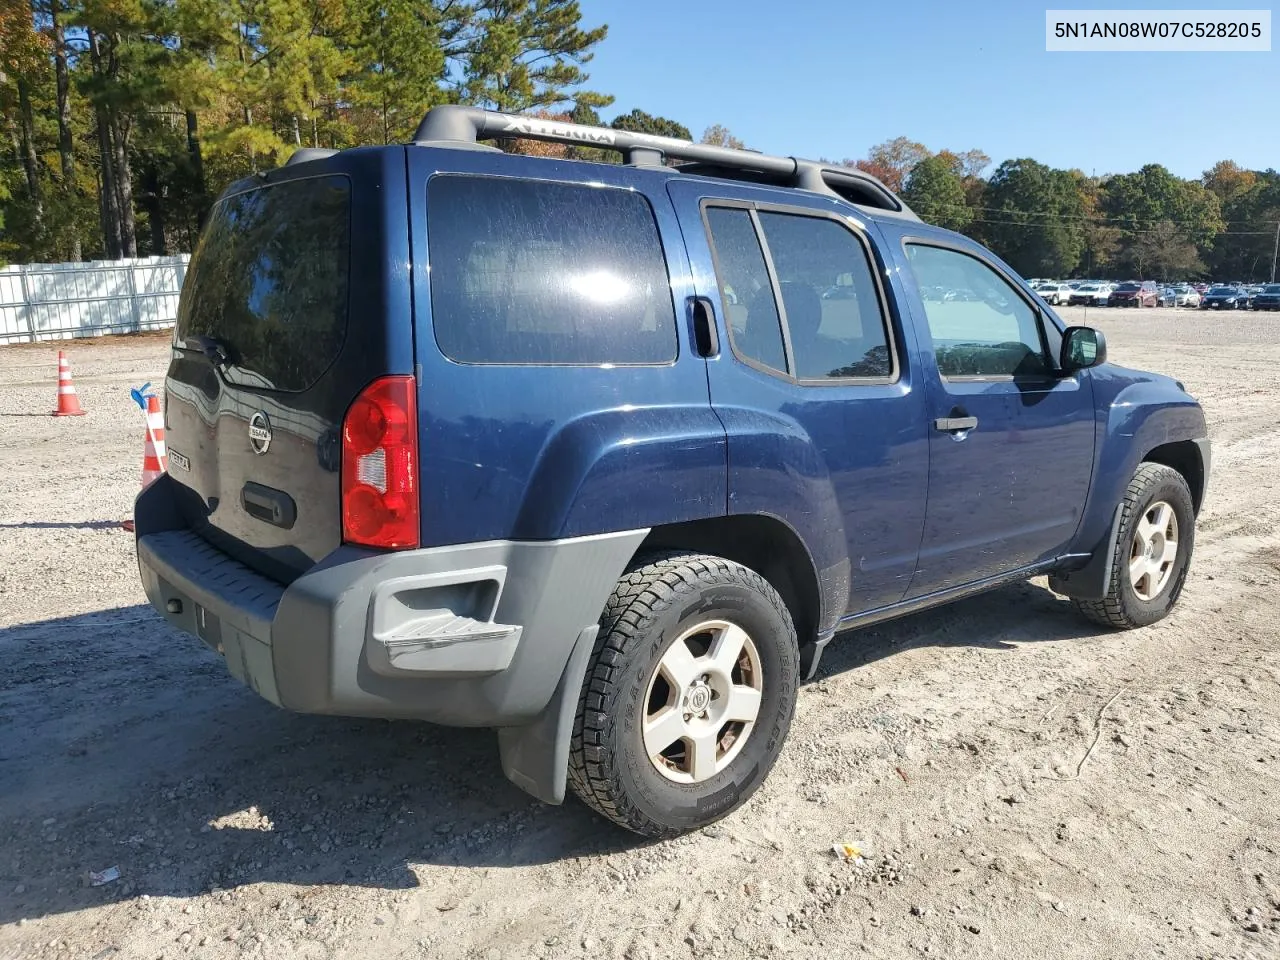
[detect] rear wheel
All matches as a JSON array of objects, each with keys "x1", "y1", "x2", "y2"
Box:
[
  {"x1": 568, "y1": 553, "x2": 799, "y2": 837},
  {"x1": 1071, "y1": 463, "x2": 1195, "y2": 629}
]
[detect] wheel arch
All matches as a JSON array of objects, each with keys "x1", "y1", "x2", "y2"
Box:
[
  {"x1": 637, "y1": 514, "x2": 830, "y2": 672},
  {"x1": 1142, "y1": 439, "x2": 1206, "y2": 514}
]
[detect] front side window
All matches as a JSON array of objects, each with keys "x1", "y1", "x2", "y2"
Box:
[
  {"x1": 427, "y1": 176, "x2": 677, "y2": 365},
  {"x1": 905, "y1": 244, "x2": 1053, "y2": 379}
]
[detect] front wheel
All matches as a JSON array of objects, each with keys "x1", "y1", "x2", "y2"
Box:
[
  {"x1": 1070, "y1": 462, "x2": 1195, "y2": 629},
  {"x1": 568, "y1": 553, "x2": 799, "y2": 837}
]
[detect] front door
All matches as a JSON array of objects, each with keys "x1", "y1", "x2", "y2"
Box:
[
  {"x1": 667, "y1": 180, "x2": 930, "y2": 613},
  {"x1": 895, "y1": 239, "x2": 1097, "y2": 597}
]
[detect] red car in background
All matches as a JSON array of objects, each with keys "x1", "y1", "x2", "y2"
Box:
[{"x1": 1108, "y1": 280, "x2": 1160, "y2": 307}]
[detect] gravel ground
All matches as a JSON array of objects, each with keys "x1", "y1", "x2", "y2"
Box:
[{"x1": 1, "y1": 308, "x2": 1278, "y2": 960}]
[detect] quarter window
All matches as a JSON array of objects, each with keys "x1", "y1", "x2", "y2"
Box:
[
  {"x1": 905, "y1": 244, "x2": 1052, "y2": 379},
  {"x1": 427, "y1": 176, "x2": 677, "y2": 365}
]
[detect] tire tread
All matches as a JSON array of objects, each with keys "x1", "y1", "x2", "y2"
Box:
[
  {"x1": 1071, "y1": 462, "x2": 1189, "y2": 629},
  {"x1": 567, "y1": 552, "x2": 793, "y2": 836}
]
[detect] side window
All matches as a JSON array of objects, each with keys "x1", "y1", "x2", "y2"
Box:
[
  {"x1": 755, "y1": 212, "x2": 892, "y2": 379},
  {"x1": 427, "y1": 175, "x2": 677, "y2": 365},
  {"x1": 704, "y1": 207, "x2": 786, "y2": 373},
  {"x1": 904, "y1": 245, "x2": 1052, "y2": 379}
]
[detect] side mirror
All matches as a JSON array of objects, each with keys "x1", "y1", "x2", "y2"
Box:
[{"x1": 1061, "y1": 326, "x2": 1107, "y2": 372}]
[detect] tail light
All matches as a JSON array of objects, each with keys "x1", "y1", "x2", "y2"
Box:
[{"x1": 342, "y1": 375, "x2": 419, "y2": 549}]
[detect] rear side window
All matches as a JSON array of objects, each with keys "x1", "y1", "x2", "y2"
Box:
[
  {"x1": 427, "y1": 176, "x2": 677, "y2": 365},
  {"x1": 704, "y1": 205, "x2": 893, "y2": 380},
  {"x1": 176, "y1": 175, "x2": 351, "y2": 393},
  {"x1": 755, "y1": 212, "x2": 892, "y2": 379}
]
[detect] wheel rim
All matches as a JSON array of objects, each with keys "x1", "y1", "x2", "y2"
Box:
[
  {"x1": 641, "y1": 620, "x2": 764, "y2": 784},
  {"x1": 1129, "y1": 500, "x2": 1179, "y2": 601}
]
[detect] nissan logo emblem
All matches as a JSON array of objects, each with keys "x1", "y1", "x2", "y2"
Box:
[{"x1": 248, "y1": 411, "x2": 273, "y2": 455}]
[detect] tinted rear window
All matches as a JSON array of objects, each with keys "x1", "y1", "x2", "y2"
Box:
[
  {"x1": 426, "y1": 175, "x2": 677, "y2": 365},
  {"x1": 176, "y1": 175, "x2": 351, "y2": 393}
]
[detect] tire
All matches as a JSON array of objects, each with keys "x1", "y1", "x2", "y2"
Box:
[
  {"x1": 1071, "y1": 462, "x2": 1195, "y2": 629},
  {"x1": 568, "y1": 552, "x2": 799, "y2": 837}
]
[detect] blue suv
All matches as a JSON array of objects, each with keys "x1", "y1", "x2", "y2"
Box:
[{"x1": 134, "y1": 107, "x2": 1210, "y2": 837}]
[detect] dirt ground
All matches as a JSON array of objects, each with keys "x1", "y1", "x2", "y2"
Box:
[{"x1": 1, "y1": 307, "x2": 1277, "y2": 960}]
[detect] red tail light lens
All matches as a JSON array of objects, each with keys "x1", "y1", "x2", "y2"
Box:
[{"x1": 341, "y1": 376, "x2": 419, "y2": 549}]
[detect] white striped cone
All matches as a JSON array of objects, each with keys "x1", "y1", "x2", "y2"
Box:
[
  {"x1": 140, "y1": 395, "x2": 167, "y2": 487},
  {"x1": 53, "y1": 350, "x2": 86, "y2": 416}
]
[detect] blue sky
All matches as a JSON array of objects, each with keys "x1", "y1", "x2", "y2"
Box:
[{"x1": 577, "y1": 0, "x2": 1275, "y2": 179}]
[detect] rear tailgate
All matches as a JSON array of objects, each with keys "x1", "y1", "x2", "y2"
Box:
[{"x1": 164, "y1": 149, "x2": 412, "y2": 583}]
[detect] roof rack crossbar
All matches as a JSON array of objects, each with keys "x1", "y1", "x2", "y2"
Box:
[{"x1": 411, "y1": 105, "x2": 914, "y2": 217}]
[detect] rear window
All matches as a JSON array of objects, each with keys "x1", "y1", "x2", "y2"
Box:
[
  {"x1": 426, "y1": 175, "x2": 677, "y2": 365},
  {"x1": 176, "y1": 175, "x2": 351, "y2": 393}
]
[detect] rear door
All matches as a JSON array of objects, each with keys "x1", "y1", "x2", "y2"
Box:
[
  {"x1": 165, "y1": 150, "x2": 413, "y2": 583},
  {"x1": 890, "y1": 234, "x2": 1096, "y2": 596},
  {"x1": 666, "y1": 179, "x2": 930, "y2": 613}
]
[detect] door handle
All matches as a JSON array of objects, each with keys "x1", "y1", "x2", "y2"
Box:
[
  {"x1": 689, "y1": 296, "x2": 719, "y2": 358},
  {"x1": 934, "y1": 416, "x2": 978, "y2": 433}
]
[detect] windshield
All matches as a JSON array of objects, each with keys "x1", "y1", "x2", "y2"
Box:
[
  {"x1": 1264, "y1": 285, "x2": 1280, "y2": 294},
  {"x1": 1116, "y1": 283, "x2": 1140, "y2": 291},
  {"x1": 1208, "y1": 286, "x2": 1236, "y2": 295}
]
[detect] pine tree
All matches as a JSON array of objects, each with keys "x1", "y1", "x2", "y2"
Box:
[
  {"x1": 346, "y1": 0, "x2": 446, "y2": 144},
  {"x1": 450, "y1": 0, "x2": 609, "y2": 113}
]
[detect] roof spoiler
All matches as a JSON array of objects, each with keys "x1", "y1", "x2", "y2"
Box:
[{"x1": 411, "y1": 105, "x2": 915, "y2": 217}]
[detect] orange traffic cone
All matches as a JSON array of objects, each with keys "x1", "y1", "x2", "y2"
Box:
[
  {"x1": 140, "y1": 394, "x2": 167, "y2": 487},
  {"x1": 122, "y1": 394, "x2": 166, "y2": 533},
  {"x1": 52, "y1": 350, "x2": 86, "y2": 416}
]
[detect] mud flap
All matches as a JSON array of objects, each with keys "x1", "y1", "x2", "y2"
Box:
[
  {"x1": 496, "y1": 624, "x2": 599, "y2": 804},
  {"x1": 1048, "y1": 504, "x2": 1123, "y2": 600}
]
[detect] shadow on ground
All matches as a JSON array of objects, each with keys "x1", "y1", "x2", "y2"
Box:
[
  {"x1": 817, "y1": 577, "x2": 1099, "y2": 680},
  {"x1": 0, "y1": 580, "x2": 1100, "y2": 924},
  {"x1": 0, "y1": 520, "x2": 127, "y2": 530}
]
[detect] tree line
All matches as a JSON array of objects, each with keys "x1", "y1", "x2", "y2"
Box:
[
  {"x1": 2, "y1": 0, "x2": 1276, "y2": 282},
  {"x1": 884, "y1": 142, "x2": 1280, "y2": 282}
]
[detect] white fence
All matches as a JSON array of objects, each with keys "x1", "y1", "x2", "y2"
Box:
[{"x1": 0, "y1": 255, "x2": 189, "y2": 344}]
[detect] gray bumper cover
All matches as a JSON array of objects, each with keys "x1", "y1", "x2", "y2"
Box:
[{"x1": 134, "y1": 475, "x2": 647, "y2": 802}]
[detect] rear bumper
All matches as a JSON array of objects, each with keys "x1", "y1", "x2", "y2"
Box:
[{"x1": 134, "y1": 475, "x2": 647, "y2": 729}]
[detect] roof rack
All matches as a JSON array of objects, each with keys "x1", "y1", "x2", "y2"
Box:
[{"x1": 412, "y1": 106, "x2": 917, "y2": 219}]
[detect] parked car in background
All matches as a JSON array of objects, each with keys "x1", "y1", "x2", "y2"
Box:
[
  {"x1": 1245, "y1": 285, "x2": 1265, "y2": 309},
  {"x1": 1108, "y1": 280, "x2": 1159, "y2": 308},
  {"x1": 1193, "y1": 283, "x2": 1209, "y2": 295},
  {"x1": 1034, "y1": 281, "x2": 1073, "y2": 305},
  {"x1": 1161, "y1": 284, "x2": 1200, "y2": 307},
  {"x1": 1251, "y1": 283, "x2": 1280, "y2": 310},
  {"x1": 1069, "y1": 282, "x2": 1112, "y2": 306},
  {"x1": 1201, "y1": 285, "x2": 1248, "y2": 310},
  {"x1": 1174, "y1": 285, "x2": 1201, "y2": 307}
]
